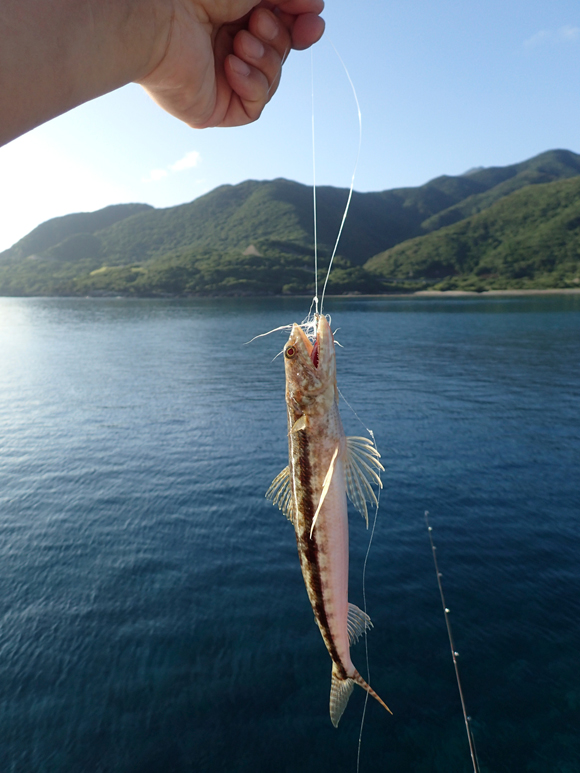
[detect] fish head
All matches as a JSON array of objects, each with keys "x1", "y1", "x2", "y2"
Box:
[{"x1": 283, "y1": 315, "x2": 337, "y2": 414}]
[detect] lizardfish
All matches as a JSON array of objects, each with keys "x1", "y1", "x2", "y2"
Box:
[{"x1": 267, "y1": 314, "x2": 391, "y2": 727}]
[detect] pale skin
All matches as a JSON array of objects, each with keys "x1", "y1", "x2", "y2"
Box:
[{"x1": 0, "y1": 0, "x2": 325, "y2": 148}]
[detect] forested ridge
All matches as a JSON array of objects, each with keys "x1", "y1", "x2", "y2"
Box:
[{"x1": 1, "y1": 149, "x2": 579, "y2": 296}]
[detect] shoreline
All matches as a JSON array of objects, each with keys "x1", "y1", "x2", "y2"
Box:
[
  {"x1": 1, "y1": 288, "x2": 580, "y2": 301},
  {"x1": 408, "y1": 288, "x2": 580, "y2": 297},
  {"x1": 326, "y1": 288, "x2": 580, "y2": 298}
]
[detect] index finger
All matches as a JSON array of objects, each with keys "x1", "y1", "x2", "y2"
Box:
[{"x1": 270, "y1": 0, "x2": 325, "y2": 13}]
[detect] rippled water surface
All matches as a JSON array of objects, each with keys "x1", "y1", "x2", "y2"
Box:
[{"x1": 1, "y1": 295, "x2": 579, "y2": 772}]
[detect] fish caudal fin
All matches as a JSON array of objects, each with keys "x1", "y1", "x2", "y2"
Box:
[
  {"x1": 352, "y1": 669, "x2": 393, "y2": 716},
  {"x1": 330, "y1": 668, "x2": 355, "y2": 727},
  {"x1": 329, "y1": 666, "x2": 392, "y2": 727}
]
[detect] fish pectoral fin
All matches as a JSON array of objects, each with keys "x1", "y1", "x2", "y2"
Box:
[
  {"x1": 290, "y1": 415, "x2": 308, "y2": 434},
  {"x1": 347, "y1": 603, "x2": 373, "y2": 646},
  {"x1": 265, "y1": 466, "x2": 296, "y2": 526},
  {"x1": 310, "y1": 445, "x2": 339, "y2": 538},
  {"x1": 330, "y1": 668, "x2": 355, "y2": 728},
  {"x1": 345, "y1": 436, "x2": 385, "y2": 528}
]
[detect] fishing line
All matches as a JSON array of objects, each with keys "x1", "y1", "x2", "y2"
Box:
[
  {"x1": 337, "y1": 386, "x2": 383, "y2": 772},
  {"x1": 266, "y1": 42, "x2": 290, "y2": 99},
  {"x1": 311, "y1": 49, "x2": 319, "y2": 317},
  {"x1": 309, "y1": 44, "x2": 376, "y2": 768},
  {"x1": 319, "y1": 42, "x2": 362, "y2": 315},
  {"x1": 424, "y1": 511, "x2": 481, "y2": 773},
  {"x1": 356, "y1": 467, "x2": 381, "y2": 773}
]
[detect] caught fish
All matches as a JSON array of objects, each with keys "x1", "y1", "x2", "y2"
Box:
[{"x1": 266, "y1": 314, "x2": 391, "y2": 727}]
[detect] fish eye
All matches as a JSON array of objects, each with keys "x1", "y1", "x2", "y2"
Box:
[{"x1": 285, "y1": 346, "x2": 296, "y2": 359}]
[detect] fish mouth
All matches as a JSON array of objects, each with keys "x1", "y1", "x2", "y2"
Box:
[
  {"x1": 312, "y1": 315, "x2": 333, "y2": 370},
  {"x1": 286, "y1": 316, "x2": 333, "y2": 371},
  {"x1": 293, "y1": 324, "x2": 320, "y2": 368},
  {"x1": 311, "y1": 339, "x2": 320, "y2": 368}
]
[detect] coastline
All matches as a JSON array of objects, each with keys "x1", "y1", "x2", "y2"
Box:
[
  {"x1": 1, "y1": 288, "x2": 580, "y2": 301},
  {"x1": 411, "y1": 287, "x2": 580, "y2": 297},
  {"x1": 325, "y1": 287, "x2": 580, "y2": 299}
]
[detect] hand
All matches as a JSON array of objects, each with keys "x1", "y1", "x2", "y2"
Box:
[{"x1": 138, "y1": 0, "x2": 325, "y2": 128}]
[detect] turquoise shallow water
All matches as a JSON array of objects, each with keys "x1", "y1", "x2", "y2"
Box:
[{"x1": 0, "y1": 295, "x2": 579, "y2": 772}]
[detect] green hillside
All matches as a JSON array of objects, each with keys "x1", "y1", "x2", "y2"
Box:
[
  {"x1": 365, "y1": 176, "x2": 580, "y2": 291},
  {"x1": 1, "y1": 149, "x2": 579, "y2": 296},
  {"x1": 1, "y1": 203, "x2": 153, "y2": 262},
  {"x1": 420, "y1": 148, "x2": 580, "y2": 233},
  {"x1": 1, "y1": 174, "x2": 491, "y2": 296}
]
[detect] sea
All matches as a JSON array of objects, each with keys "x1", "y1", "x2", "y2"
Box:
[{"x1": 0, "y1": 295, "x2": 579, "y2": 773}]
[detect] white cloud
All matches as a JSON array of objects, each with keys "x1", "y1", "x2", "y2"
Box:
[
  {"x1": 170, "y1": 150, "x2": 201, "y2": 172},
  {"x1": 559, "y1": 25, "x2": 580, "y2": 41},
  {"x1": 142, "y1": 168, "x2": 169, "y2": 183},
  {"x1": 141, "y1": 150, "x2": 201, "y2": 184},
  {"x1": 524, "y1": 26, "x2": 580, "y2": 47},
  {"x1": 524, "y1": 29, "x2": 552, "y2": 47}
]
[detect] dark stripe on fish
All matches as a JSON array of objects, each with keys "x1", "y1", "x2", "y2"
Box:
[{"x1": 295, "y1": 429, "x2": 347, "y2": 680}]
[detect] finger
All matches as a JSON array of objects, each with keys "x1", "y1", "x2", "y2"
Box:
[
  {"x1": 233, "y1": 29, "x2": 287, "y2": 93},
  {"x1": 289, "y1": 12, "x2": 325, "y2": 50},
  {"x1": 249, "y1": 7, "x2": 292, "y2": 63},
  {"x1": 272, "y1": 0, "x2": 325, "y2": 14},
  {"x1": 224, "y1": 55, "x2": 270, "y2": 120},
  {"x1": 272, "y1": 6, "x2": 325, "y2": 52}
]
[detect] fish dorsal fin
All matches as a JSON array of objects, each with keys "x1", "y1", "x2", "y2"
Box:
[
  {"x1": 330, "y1": 669, "x2": 355, "y2": 728},
  {"x1": 310, "y1": 445, "x2": 339, "y2": 538},
  {"x1": 345, "y1": 436, "x2": 384, "y2": 527},
  {"x1": 347, "y1": 603, "x2": 373, "y2": 646},
  {"x1": 266, "y1": 466, "x2": 295, "y2": 526}
]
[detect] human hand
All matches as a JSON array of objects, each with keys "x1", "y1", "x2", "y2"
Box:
[{"x1": 138, "y1": 0, "x2": 325, "y2": 129}]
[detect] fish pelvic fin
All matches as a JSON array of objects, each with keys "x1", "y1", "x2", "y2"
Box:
[
  {"x1": 330, "y1": 667, "x2": 355, "y2": 728},
  {"x1": 266, "y1": 466, "x2": 296, "y2": 527},
  {"x1": 352, "y1": 669, "x2": 393, "y2": 716}
]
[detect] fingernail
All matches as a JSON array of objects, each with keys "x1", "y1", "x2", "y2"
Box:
[
  {"x1": 257, "y1": 11, "x2": 279, "y2": 41},
  {"x1": 229, "y1": 56, "x2": 251, "y2": 77},
  {"x1": 243, "y1": 35, "x2": 264, "y2": 59}
]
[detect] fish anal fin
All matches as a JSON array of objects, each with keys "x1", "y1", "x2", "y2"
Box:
[
  {"x1": 265, "y1": 466, "x2": 296, "y2": 526},
  {"x1": 345, "y1": 436, "x2": 385, "y2": 527},
  {"x1": 347, "y1": 603, "x2": 373, "y2": 646},
  {"x1": 330, "y1": 668, "x2": 355, "y2": 728}
]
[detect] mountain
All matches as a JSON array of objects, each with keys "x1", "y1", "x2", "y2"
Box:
[
  {"x1": 420, "y1": 149, "x2": 580, "y2": 233},
  {"x1": 1, "y1": 149, "x2": 579, "y2": 296},
  {"x1": 365, "y1": 176, "x2": 580, "y2": 291},
  {"x1": 1, "y1": 203, "x2": 153, "y2": 262}
]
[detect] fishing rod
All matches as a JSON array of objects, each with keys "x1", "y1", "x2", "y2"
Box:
[{"x1": 424, "y1": 511, "x2": 481, "y2": 773}]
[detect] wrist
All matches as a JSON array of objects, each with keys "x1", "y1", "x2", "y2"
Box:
[{"x1": 0, "y1": 0, "x2": 175, "y2": 146}]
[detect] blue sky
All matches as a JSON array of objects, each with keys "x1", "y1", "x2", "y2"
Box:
[{"x1": 1, "y1": 0, "x2": 579, "y2": 252}]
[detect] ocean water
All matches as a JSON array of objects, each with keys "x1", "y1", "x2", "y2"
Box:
[{"x1": 0, "y1": 295, "x2": 579, "y2": 773}]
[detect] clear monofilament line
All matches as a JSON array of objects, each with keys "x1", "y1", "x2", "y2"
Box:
[
  {"x1": 425, "y1": 511, "x2": 481, "y2": 773},
  {"x1": 339, "y1": 385, "x2": 383, "y2": 773},
  {"x1": 320, "y1": 42, "x2": 362, "y2": 315},
  {"x1": 356, "y1": 457, "x2": 381, "y2": 773},
  {"x1": 311, "y1": 49, "x2": 319, "y2": 317}
]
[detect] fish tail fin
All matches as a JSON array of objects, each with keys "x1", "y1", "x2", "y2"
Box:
[
  {"x1": 330, "y1": 666, "x2": 355, "y2": 727},
  {"x1": 352, "y1": 669, "x2": 393, "y2": 716}
]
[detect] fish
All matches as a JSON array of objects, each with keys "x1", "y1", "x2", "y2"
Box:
[{"x1": 266, "y1": 314, "x2": 392, "y2": 727}]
